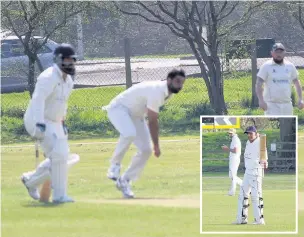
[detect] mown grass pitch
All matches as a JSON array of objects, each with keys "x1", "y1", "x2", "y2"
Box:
[
  {"x1": 1, "y1": 133, "x2": 304, "y2": 237},
  {"x1": 1, "y1": 136, "x2": 201, "y2": 237},
  {"x1": 201, "y1": 173, "x2": 296, "y2": 232}
]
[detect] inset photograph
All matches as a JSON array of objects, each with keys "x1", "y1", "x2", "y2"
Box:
[{"x1": 200, "y1": 116, "x2": 297, "y2": 234}]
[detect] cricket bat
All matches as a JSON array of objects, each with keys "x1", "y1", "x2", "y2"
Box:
[
  {"x1": 35, "y1": 142, "x2": 51, "y2": 202},
  {"x1": 259, "y1": 134, "x2": 267, "y2": 177}
]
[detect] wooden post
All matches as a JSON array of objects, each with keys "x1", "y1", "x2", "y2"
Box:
[
  {"x1": 251, "y1": 39, "x2": 258, "y2": 107},
  {"x1": 124, "y1": 38, "x2": 132, "y2": 89}
]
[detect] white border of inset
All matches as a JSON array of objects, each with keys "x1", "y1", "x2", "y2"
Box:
[{"x1": 200, "y1": 115, "x2": 298, "y2": 235}]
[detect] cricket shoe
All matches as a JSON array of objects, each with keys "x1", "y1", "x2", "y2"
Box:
[
  {"x1": 107, "y1": 163, "x2": 121, "y2": 181},
  {"x1": 21, "y1": 174, "x2": 40, "y2": 200},
  {"x1": 232, "y1": 219, "x2": 248, "y2": 225},
  {"x1": 227, "y1": 191, "x2": 235, "y2": 196},
  {"x1": 116, "y1": 177, "x2": 134, "y2": 199},
  {"x1": 252, "y1": 218, "x2": 265, "y2": 225},
  {"x1": 53, "y1": 196, "x2": 75, "y2": 204}
]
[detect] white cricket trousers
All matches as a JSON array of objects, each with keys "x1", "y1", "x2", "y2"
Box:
[
  {"x1": 265, "y1": 102, "x2": 293, "y2": 115},
  {"x1": 229, "y1": 157, "x2": 242, "y2": 194},
  {"x1": 24, "y1": 112, "x2": 70, "y2": 201},
  {"x1": 237, "y1": 170, "x2": 264, "y2": 222},
  {"x1": 107, "y1": 104, "x2": 152, "y2": 181}
]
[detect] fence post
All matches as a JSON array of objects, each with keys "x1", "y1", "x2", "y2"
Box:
[
  {"x1": 124, "y1": 38, "x2": 132, "y2": 89},
  {"x1": 251, "y1": 38, "x2": 258, "y2": 107}
]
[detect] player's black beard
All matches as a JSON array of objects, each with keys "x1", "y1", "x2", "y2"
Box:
[
  {"x1": 168, "y1": 84, "x2": 181, "y2": 94},
  {"x1": 273, "y1": 58, "x2": 283, "y2": 64}
]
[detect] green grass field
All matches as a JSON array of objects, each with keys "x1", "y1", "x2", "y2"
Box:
[
  {"x1": 1, "y1": 132, "x2": 303, "y2": 237},
  {"x1": 202, "y1": 173, "x2": 296, "y2": 232},
  {"x1": 2, "y1": 69, "x2": 304, "y2": 144}
]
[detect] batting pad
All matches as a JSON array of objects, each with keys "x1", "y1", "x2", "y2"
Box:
[{"x1": 50, "y1": 139, "x2": 69, "y2": 201}]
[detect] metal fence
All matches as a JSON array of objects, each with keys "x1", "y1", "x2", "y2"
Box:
[{"x1": 1, "y1": 38, "x2": 304, "y2": 143}]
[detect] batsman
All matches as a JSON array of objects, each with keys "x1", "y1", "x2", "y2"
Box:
[
  {"x1": 234, "y1": 126, "x2": 268, "y2": 225},
  {"x1": 21, "y1": 43, "x2": 78, "y2": 203}
]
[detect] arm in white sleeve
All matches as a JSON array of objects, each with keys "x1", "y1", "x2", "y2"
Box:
[{"x1": 31, "y1": 75, "x2": 57, "y2": 123}]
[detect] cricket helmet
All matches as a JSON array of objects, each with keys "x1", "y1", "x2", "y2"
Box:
[{"x1": 53, "y1": 43, "x2": 77, "y2": 76}]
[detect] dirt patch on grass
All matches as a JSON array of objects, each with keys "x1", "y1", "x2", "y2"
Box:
[
  {"x1": 299, "y1": 192, "x2": 304, "y2": 211},
  {"x1": 81, "y1": 197, "x2": 200, "y2": 209}
]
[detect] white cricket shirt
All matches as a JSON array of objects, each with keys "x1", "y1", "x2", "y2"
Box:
[
  {"x1": 257, "y1": 59, "x2": 299, "y2": 103},
  {"x1": 229, "y1": 134, "x2": 241, "y2": 159},
  {"x1": 25, "y1": 64, "x2": 74, "y2": 123},
  {"x1": 108, "y1": 80, "x2": 170, "y2": 117},
  {"x1": 244, "y1": 137, "x2": 267, "y2": 176}
]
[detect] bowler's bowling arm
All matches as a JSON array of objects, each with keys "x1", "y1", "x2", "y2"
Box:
[{"x1": 147, "y1": 109, "x2": 159, "y2": 148}]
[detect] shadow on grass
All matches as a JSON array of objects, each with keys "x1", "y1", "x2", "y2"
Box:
[{"x1": 21, "y1": 201, "x2": 66, "y2": 208}]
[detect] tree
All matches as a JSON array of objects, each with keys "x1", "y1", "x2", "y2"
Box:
[
  {"x1": 115, "y1": 1, "x2": 264, "y2": 114},
  {"x1": 1, "y1": 1, "x2": 91, "y2": 96}
]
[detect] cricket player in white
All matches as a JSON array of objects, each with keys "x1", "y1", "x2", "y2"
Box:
[
  {"x1": 222, "y1": 128, "x2": 242, "y2": 196},
  {"x1": 234, "y1": 126, "x2": 268, "y2": 225},
  {"x1": 104, "y1": 69, "x2": 186, "y2": 198},
  {"x1": 256, "y1": 43, "x2": 304, "y2": 115},
  {"x1": 21, "y1": 44, "x2": 77, "y2": 203}
]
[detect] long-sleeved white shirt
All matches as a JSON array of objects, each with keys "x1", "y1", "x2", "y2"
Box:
[
  {"x1": 244, "y1": 137, "x2": 268, "y2": 176},
  {"x1": 26, "y1": 64, "x2": 74, "y2": 123}
]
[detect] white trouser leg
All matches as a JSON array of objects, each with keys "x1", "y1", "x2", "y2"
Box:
[
  {"x1": 24, "y1": 154, "x2": 80, "y2": 189},
  {"x1": 237, "y1": 173, "x2": 251, "y2": 222},
  {"x1": 229, "y1": 158, "x2": 242, "y2": 194},
  {"x1": 122, "y1": 118, "x2": 152, "y2": 181},
  {"x1": 24, "y1": 159, "x2": 50, "y2": 188},
  {"x1": 107, "y1": 106, "x2": 136, "y2": 165},
  {"x1": 251, "y1": 175, "x2": 264, "y2": 222},
  {"x1": 265, "y1": 102, "x2": 293, "y2": 115}
]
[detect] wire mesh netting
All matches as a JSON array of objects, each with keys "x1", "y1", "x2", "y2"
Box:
[{"x1": 2, "y1": 42, "x2": 304, "y2": 144}]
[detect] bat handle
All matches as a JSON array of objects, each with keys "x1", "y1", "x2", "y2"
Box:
[{"x1": 35, "y1": 141, "x2": 39, "y2": 168}]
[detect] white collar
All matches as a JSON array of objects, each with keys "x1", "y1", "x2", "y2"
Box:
[{"x1": 161, "y1": 80, "x2": 170, "y2": 99}]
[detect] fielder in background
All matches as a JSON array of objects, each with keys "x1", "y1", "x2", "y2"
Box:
[
  {"x1": 221, "y1": 128, "x2": 243, "y2": 196},
  {"x1": 21, "y1": 44, "x2": 78, "y2": 203},
  {"x1": 104, "y1": 69, "x2": 186, "y2": 198},
  {"x1": 234, "y1": 126, "x2": 268, "y2": 225},
  {"x1": 256, "y1": 42, "x2": 304, "y2": 115}
]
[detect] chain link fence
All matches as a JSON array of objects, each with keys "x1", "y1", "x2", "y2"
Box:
[{"x1": 2, "y1": 38, "x2": 304, "y2": 143}]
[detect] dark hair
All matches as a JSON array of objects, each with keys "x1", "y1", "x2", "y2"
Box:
[{"x1": 167, "y1": 69, "x2": 186, "y2": 79}]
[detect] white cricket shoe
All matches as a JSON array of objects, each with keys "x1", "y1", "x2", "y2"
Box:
[
  {"x1": 227, "y1": 191, "x2": 235, "y2": 196},
  {"x1": 21, "y1": 175, "x2": 40, "y2": 200},
  {"x1": 53, "y1": 196, "x2": 75, "y2": 204},
  {"x1": 116, "y1": 177, "x2": 134, "y2": 198},
  {"x1": 232, "y1": 219, "x2": 248, "y2": 225},
  {"x1": 107, "y1": 163, "x2": 121, "y2": 181},
  {"x1": 252, "y1": 218, "x2": 265, "y2": 225}
]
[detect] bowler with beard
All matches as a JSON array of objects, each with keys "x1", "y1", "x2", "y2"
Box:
[
  {"x1": 103, "y1": 69, "x2": 186, "y2": 198},
  {"x1": 256, "y1": 43, "x2": 304, "y2": 115}
]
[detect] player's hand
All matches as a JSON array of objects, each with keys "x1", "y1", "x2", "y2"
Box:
[
  {"x1": 33, "y1": 123, "x2": 46, "y2": 140},
  {"x1": 298, "y1": 100, "x2": 304, "y2": 110},
  {"x1": 221, "y1": 145, "x2": 229, "y2": 152},
  {"x1": 258, "y1": 100, "x2": 267, "y2": 111},
  {"x1": 154, "y1": 145, "x2": 161, "y2": 158},
  {"x1": 260, "y1": 160, "x2": 268, "y2": 169}
]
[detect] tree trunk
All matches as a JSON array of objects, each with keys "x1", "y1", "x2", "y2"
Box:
[
  {"x1": 279, "y1": 118, "x2": 296, "y2": 142},
  {"x1": 279, "y1": 117, "x2": 296, "y2": 159},
  {"x1": 28, "y1": 57, "x2": 37, "y2": 98}
]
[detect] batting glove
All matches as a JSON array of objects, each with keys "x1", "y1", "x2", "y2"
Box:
[
  {"x1": 62, "y1": 121, "x2": 68, "y2": 135},
  {"x1": 33, "y1": 123, "x2": 46, "y2": 140}
]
